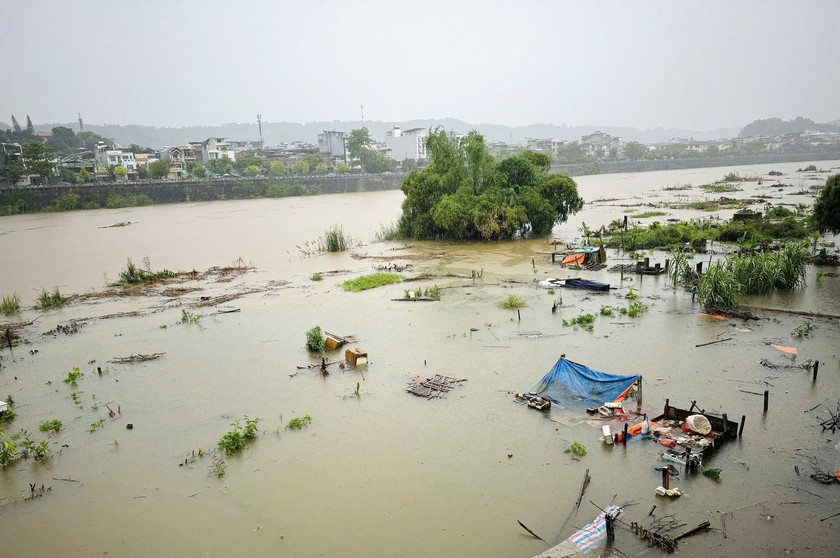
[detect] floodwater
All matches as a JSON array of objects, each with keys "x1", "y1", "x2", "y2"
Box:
[{"x1": 1, "y1": 161, "x2": 839, "y2": 557}]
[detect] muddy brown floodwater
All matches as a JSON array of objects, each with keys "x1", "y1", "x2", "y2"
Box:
[{"x1": 1, "y1": 161, "x2": 839, "y2": 557}]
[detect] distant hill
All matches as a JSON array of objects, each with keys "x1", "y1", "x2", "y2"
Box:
[
  {"x1": 1, "y1": 119, "x2": 740, "y2": 149},
  {"x1": 739, "y1": 117, "x2": 840, "y2": 138}
]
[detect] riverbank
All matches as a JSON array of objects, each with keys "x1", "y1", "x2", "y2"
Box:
[
  {"x1": 0, "y1": 173, "x2": 406, "y2": 214},
  {"x1": 2, "y1": 152, "x2": 839, "y2": 216},
  {"x1": 551, "y1": 151, "x2": 840, "y2": 176}
]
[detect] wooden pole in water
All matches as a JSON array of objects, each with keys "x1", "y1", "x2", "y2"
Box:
[
  {"x1": 605, "y1": 513, "x2": 615, "y2": 543},
  {"x1": 813, "y1": 360, "x2": 819, "y2": 382},
  {"x1": 623, "y1": 423, "x2": 629, "y2": 445},
  {"x1": 763, "y1": 390, "x2": 769, "y2": 413},
  {"x1": 739, "y1": 415, "x2": 746, "y2": 437},
  {"x1": 517, "y1": 309, "x2": 521, "y2": 322},
  {"x1": 661, "y1": 466, "x2": 670, "y2": 489}
]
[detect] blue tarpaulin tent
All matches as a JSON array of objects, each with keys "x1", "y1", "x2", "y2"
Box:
[{"x1": 527, "y1": 357, "x2": 641, "y2": 406}]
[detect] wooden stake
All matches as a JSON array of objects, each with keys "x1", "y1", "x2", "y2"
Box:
[
  {"x1": 674, "y1": 521, "x2": 711, "y2": 542},
  {"x1": 516, "y1": 520, "x2": 549, "y2": 546},
  {"x1": 575, "y1": 469, "x2": 591, "y2": 509},
  {"x1": 763, "y1": 390, "x2": 769, "y2": 413},
  {"x1": 813, "y1": 360, "x2": 819, "y2": 382},
  {"x1": 739, "y1": 415, "x2": 746, "y2": 437}
]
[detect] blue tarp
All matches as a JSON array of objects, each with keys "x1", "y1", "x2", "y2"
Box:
[{"x1": 527, "y1": 357, "x2": 641, "y2": 406}]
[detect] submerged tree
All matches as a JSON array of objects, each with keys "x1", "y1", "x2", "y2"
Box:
[
  {"x1": 813, "y1": 174, "x2": 840, "y2": 234},
  {"x1": 397, "y1": 129, "x2": 583, "y2": 240}
]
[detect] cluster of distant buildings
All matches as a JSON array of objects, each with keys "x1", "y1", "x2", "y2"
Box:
[
  {"x1": 525, "y1": 129, "x2": 840, "y2": 161},
  {"x1": 3, "y1": 123, "x2": 840, "y2": 186}
]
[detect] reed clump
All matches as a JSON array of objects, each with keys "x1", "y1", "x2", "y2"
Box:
[
  {"x1": 697, "y1": 241, "x2": 809, "y2": 309},
  {"x1": 1, "y1": 293, "x2": 22, "y2": 315}
]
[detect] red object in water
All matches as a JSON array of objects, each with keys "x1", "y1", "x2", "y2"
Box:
[{"x1": 660, "y1": 439, "x2": 676, "y2": 448}]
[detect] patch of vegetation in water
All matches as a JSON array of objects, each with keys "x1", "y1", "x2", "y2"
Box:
[
  {"x1": 305, "y1": 326, "x2": 325, "y2": 352},
  {"x1": 563, "y1": 313, "x2": 596, "y2": 331},
  {"x1": 287, "y1": 415, "x2": 312, "y2": 430},
  {"x1": 1, "y1": 293, "x2": 22, "y2": 315},
  {"x1": 35, "y1": 287, "x2": 64, "y2": 309},
  {"x1": 701, "y1": 183, "x2": 742, "y2": 193},
  {"x1": 217, "y1": 418, "x2": 259, "y2": 456},
  {"x1": 342, "y1": 273, "x2": 403, "y2": 292},
  {"x1": 499, "y1": 294, "x2": 527, "y2": 309},
  {"x1": 630, "y1": 211, "x2": 667, "y2": 218},
  {"x1": 112, "y1": 257, "x2": 180, "y2": 286}
]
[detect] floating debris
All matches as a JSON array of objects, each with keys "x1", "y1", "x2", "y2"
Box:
[
  {"x1": 406, "y1": 374, "x2": 465, "y2": 399},
  {"x1": 44, "y1": 321, "x2": 85, "y2": 336},
  {"x1": 109, "y1": 353, "x2": 166, "y2": 364}
]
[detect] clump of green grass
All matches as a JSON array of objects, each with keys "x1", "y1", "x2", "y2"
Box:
[
  {"x1": 287, "y1": 415, "x2": 312, "y2": 430},
  {"x1": 373, "y1": 221, "x2": 403, "y2": 242},
  {"x1": 318, "y1": 225, "x2": 352, "y2": 252},
  {"x1": 63, "y1": 367, "x2": 82, "y2": 385},
  {"x1": 305, "y1": 326, "x2": 325, "y2": 352},
  {"x1": 563, "y1": 313, "x2": 596, "y2": 331},
  {"x1": 626, "y1": 300, "x2": 649, "y2": 317},
  {"x1": 668, "y1": 249, "x2": 694, "y2": 287},
  {"x1": 1, "y1": 293, "x2": 22, "y2": 315},
  {"x1": 721, "y1": 171, "x2": 750, "y2": 183},
  {"x1": 499, "y1": 295, "x2": 526, "y2": 309},
  {"x1": 310, "y1": 273, "x2": 323, "y2": 281},
  {"x1": 686, "y1": 200, "x2": 724, "y2": 212},
  {"x1": 599, "y1": 305, "x2": 615, "y2": 317},
  {"x1": 179, "y1": 310, "x2": 203, "y2": 324},
  {"x1": 210, "y1": 458, "x2": 226, "y2": 477},
  {"x1": 425, "y1": 285, "x2": 442, "y2": 301},
  {"x1": 0, "y1": 430, "x2": 50, "y2": 466},
  {"x1": 0, "y1": 409, "x2": 17, "y2": 425},
  {"x1": 88, "y1": 419, "x2": 106, "y2": 433},
  {"x1": 792, "y1": 320, "x2": 817, "y2": 338},
  {"x1": 217, "y1": 418, "x2": 259, "y2": 456},
  {"x1": 698, "y1": 262, "x2": 743, "y2": 309},
  {"x1": 701, "y1": 183, "x2": 742, "y2": 193},
  {"x1": 39, "y1": 419, "x2": 63, "y2": 433},
  {"x1": 342, "y1": 273, "x2": 403, "y2": 292},
  {"x1": 36, "y1": 288, "x2": 64, "y2": 309},
  {"x1": 631, "y1": 211, "x2": 667, "y2": 219},
  {"x1": 114, "y1": 257, "x2": 177, "y2": 285}
]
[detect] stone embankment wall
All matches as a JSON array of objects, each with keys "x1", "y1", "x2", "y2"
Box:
[{"x1": 0, "y1": 174, "x2": 406, "y2": 209}]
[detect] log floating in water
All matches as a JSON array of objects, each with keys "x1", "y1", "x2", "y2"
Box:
[{"x1": 695, "y1": 337, "x2": 732, "y2": 347}]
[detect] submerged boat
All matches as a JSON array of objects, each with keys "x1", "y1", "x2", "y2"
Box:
[{"x1": 538, "y1": 278, "x2": 610, "y2": 292}]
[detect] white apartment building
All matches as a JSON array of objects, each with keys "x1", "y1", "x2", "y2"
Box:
[
  {"x1": 94, "y1": 144, "x2": 138, "y2": 171},
  {"x1": 384, "y1": 126, "x2": 428, "y2": 162},
  {"x1": 196, "y1": 137, "x2": 237, "y2": 164}
]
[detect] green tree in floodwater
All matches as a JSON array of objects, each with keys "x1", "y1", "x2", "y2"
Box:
[
  {"x1": 813, "y1": 174, "x2": 840, "y2": 233},
  {"x1": 397, "y1": 128, "x2": 583, "y2": 240}
]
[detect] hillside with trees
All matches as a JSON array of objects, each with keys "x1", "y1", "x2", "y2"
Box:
[
  {"x1": 397, "y1": 129, "x2": 583, "y2": 240},
  {"x1": 739, "y1": 117, "x2": 840, "y2": 138}
]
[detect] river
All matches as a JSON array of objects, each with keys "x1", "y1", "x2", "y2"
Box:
[{"x1": 0, "y1": 160, "x2": 839, "y2": 557}]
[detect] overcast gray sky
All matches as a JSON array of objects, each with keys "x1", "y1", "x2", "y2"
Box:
[{"x1": 1, "y1": 0, "x2": 837, "y2": 130}]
